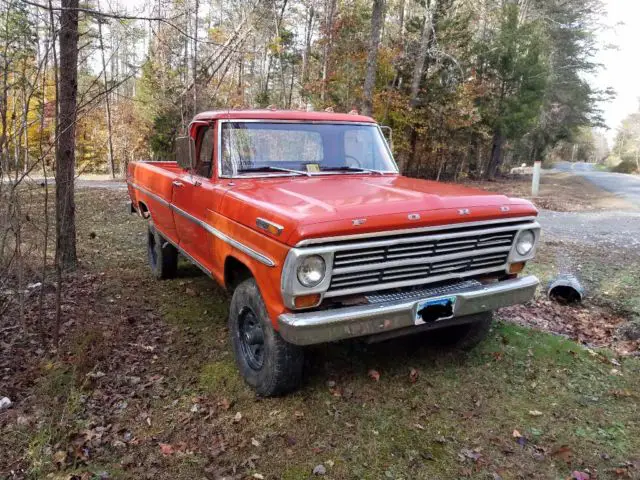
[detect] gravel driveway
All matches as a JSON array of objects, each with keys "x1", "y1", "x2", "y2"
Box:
[
  {"x1": 537, "y1": 209, "x2": 640, "y2": 248},
  {"x1": 538, "y1": 162, "x2": 640, "y2": 247}
]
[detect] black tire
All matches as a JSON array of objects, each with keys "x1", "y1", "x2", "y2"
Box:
[
  {"x1": 432, "y1": 312, "x2": 494, "y2": 350},
  {"x1": 147, "y1": 222, "x2": 178, "y2": 279},
  {"x1": 229, "y1": 278, "x2": 304, "y2": 396}
]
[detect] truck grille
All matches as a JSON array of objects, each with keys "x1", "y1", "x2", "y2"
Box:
[{"x1": 323, "y1": 218, "x2": 534, "y2": 297}]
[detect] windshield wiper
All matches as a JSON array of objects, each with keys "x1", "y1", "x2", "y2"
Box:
[
  {"x1": 236, "y1": 165, "x2": 311, "y2": 177},
  {"x1": 320, "y1": 166, "x2": 385, "y2": 175}
]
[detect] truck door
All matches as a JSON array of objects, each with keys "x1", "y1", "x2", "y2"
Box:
[{"x1": 172, "y1": 124, "x2": 220, "y2": 272}]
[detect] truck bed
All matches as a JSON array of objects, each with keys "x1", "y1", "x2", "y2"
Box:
[{"x1": 127, "y1": 161, "x2": 183, "y2": 243}]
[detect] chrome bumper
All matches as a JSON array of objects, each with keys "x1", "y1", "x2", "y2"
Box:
[{"x1": 278, "y1": 275, "x2": 539, "y2": 345}]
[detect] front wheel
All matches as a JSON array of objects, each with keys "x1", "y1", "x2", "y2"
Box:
[
  {"x1": 229, "y1": 278, "x2": 304, "y2": 396},
  {"x1": 432, "y1": 312, "x2": 494, "y2": 350}
]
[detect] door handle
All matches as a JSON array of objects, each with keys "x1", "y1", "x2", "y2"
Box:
[{"x1": 172, "y1": 180, "x2": 184, "y2": 187}]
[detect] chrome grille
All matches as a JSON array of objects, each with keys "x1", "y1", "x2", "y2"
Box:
[{"x1": 322, "y1": 219, "x2": 534, "y2": 297}]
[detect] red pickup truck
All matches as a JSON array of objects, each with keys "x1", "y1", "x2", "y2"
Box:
[{"x1": 127, "y1": 109, "x2": 540, "y2": 395}]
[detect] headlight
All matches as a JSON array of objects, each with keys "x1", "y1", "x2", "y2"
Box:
[
  {"x1": 297, "y1": 255, "x2": 326, "y2": 287},
  {"x1": 515, "y1": 230, "x2": 535, "y2": 256}
]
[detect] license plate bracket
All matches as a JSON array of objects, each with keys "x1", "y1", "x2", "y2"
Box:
[{"x1": 415, "y1": 296, "x2": 456, "y2": 324}]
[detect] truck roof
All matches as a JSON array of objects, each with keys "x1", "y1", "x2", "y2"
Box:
[{"x1": 192, "y1": 109, "x2": 377, "y2": 124}]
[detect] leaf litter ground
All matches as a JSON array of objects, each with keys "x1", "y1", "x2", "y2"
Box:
[{"x1": 1, "y1": 188, "x2": 639, "y2": 480}]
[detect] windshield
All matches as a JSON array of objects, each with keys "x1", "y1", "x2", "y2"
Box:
[{"x1": 220, "y1": 122, "x2": 397, "y2": 177}]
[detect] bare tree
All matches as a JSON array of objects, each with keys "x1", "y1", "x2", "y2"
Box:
[
  {"x1": 301, "y1": 2, "x2": 314, "y2": 86},
  {"x1": 55, "y1": 0, "x2": 79, "y2": 270},
  {"x1": 193, "y1": 0, "x2": 199, "y2": 114},
  {"x1": 362, "y1": 0, "x2": 385, "y2": 117},
  {"x1": 97, "y1": 8, "x2": 116, "y2": 179},
  {"x1": 320, "y1": 0, "x2": 336, "y2": 102},
  {"x1": 409, "y1": 0, "x2": 436, "y2": 108}
]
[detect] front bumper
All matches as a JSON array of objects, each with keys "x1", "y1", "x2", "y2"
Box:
[{"x1": 278, "y1": 275, "x2": 539, "y2": 345}]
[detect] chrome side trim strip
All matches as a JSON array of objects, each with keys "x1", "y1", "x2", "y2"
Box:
[
  {"x1": 160, "y1": 231, "x2": 213, "y2": 278},
  {"x1": 128, "y1": 181, "x2": 170, "y2": 207},
  {"x1": 128, "y1": 181, "x2": 276, "y2": 267},
  {"x1": 295, "y1": 216, "x2": 537, "y2": 246},
  {"x1": 170, "y1": 204, "x2": 276, "y2": 267}
]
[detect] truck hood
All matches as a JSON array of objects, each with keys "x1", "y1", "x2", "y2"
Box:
[{"x1": 219, "y1": 174, "x2": 538, "y2": 246}]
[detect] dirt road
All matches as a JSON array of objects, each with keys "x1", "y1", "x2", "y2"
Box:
[
  {"x1": 555, "y1": 160, "x2": 640, "y2": 206},
  {"x1": 541, "y1": 162, "x2": 640, "y2": 246}
]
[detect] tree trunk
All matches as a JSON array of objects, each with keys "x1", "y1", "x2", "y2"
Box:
[
  {"x1": 97, "y1": 14, "x2": 116, "y2": 179},
  {"x1": 409, "y1": 0, "x2": 436, "y2": 108},
  {"x1": 486, "y1": 129, "x2": 504, "y2": 180},
  {"x1": 398, "y1": 0, "x2": 405, "y2": 45},
  {"x1": 362, "y1": 0, "x2": 386, "y2": 117},
  {"x1": 400, "y1": 0, "x2": 436, "y2": 173},
  {"x1": 193, "y1": 0, "x2": 199, "y2": 114},
  {"x1": 320, "y1": 0, "x2": 337, "y2": 102},
  {"x1": 56, "y1": 0, "x2": 79, "y2": 270},
  {"x1": 301, "y1": 5, "x2": 314, "y2": 86}
]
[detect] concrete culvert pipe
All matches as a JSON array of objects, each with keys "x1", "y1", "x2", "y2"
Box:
[{"x1": 548, "y1": 274, "x2": 584, "y2": 304}]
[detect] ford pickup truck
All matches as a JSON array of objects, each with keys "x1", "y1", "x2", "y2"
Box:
[{"x1": 127, "y1": 109, "x2": 540, "y2": 396}]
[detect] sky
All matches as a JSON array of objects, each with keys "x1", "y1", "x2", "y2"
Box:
[{"x1": 593, "y1": 0, "x2": 640, "y2": 143}]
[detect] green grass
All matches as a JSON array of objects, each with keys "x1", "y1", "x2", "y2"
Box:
[
  {"x1": 7, "y1": 188, "x2": 640, "y2": 479},
  {"x1": 90, "y1": 191, "x2": 640, "y2": 479}
]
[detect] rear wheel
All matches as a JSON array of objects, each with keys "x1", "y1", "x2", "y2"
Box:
[
  {"x1": 433, "y1": 312, "x2": 494, "y2": 350},
  {"x1": 229, "y1": 278, "x2": 304, "y2": 396},
  {"x1": 147, "y1": 222, "x2": 178, "y2": 279}
]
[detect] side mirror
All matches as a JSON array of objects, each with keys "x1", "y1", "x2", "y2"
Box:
[{"x1": 174, "y1": 136, "x2": 196, "y2": 170}]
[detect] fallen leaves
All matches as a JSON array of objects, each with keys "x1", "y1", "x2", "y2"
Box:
[
  {"x1": 571, "y1": 471, "x2": 590, "y2": 480},
  {"x1": 159, "y1": 443, "x2": 174, "y2": 456},
  {"x1": 233, "y1": 411, "x2": 243, "y2": 423},
  {"x1": 312, "y1": 464, "x2": 327, "y2": 475},
  {"x1": 512, "y1": 430, "x2": 528, "y2": 447},
  {"x1": 551, "y1": 445, "x2": 574, "y2": 463},
  {"x1": 459, "y1": 448, "x2": 482, "y2": 462},
  {"x1": 218, "y1": 397, "x2": 232, "y2": 410},
  {"x1": 501, "y1": 298, "x2": 638, "y2": 355}
]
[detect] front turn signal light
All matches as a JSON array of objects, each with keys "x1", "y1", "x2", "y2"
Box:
[
  {"x1": 293, "y1": 294, "x2": 321, "y2": 309},
  {"x1": 509, "y1": 262, "x2": 525, "y2": 274}
]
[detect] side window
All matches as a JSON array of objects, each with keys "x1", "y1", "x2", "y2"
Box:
[{"x1": 196, "y1": 126, "x2": 214, "y2": 178}]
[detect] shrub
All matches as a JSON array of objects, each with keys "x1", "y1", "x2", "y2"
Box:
[{"x1": 612, "y1": 159, "x2": 638, "y2": 174}]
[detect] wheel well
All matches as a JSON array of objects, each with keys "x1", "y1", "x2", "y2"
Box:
[
  {"x1": 224, "y1": 256, "x2": 253, "y2": 292},
  {"x1": 138, "y1": 201, "x2": 150, "y2": 218}
]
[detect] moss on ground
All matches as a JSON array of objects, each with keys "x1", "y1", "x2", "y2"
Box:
[{"x1": 199, "y1": 358, "x2": 246, "y2": 395}]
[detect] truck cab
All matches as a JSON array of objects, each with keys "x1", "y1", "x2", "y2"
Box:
[{"x1": 127, "y1": 109, "x2": 540, "y2": 395}]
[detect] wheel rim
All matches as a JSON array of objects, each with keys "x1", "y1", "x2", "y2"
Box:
[
  {"x1": 238, "y1": 307, "x2": 265, "y2": 370},
  {"x1": 148, "y1": 228, "x2": 158, "y2": 268}
]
